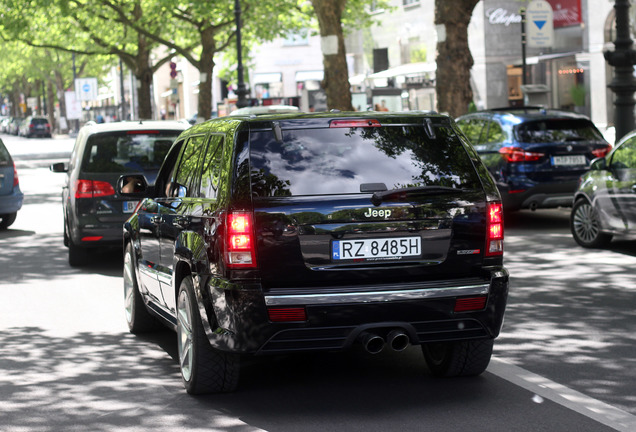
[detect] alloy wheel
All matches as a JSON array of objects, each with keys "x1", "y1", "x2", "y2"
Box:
[
  {"x1": 177, "y1": 289, "x2": 194, "y2": 382},
  {"x1": 572, "y1": 202, "x2": 601, "y2": 244}
]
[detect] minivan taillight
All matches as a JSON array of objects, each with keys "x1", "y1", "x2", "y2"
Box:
[
  {"x1": 226, "y1": 212, "x2": 256, "y2": 268},
  {"x1": 486, "y1": 202, "x2": 504, "y2": 256},
  {"x1": 13, "y1": 163, "x2": 19, "y2": 187},
  {"x1": 74, "y1": 179, "x2": 116, "y2": 198}
]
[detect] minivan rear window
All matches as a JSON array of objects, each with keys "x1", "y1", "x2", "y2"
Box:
[
  {"x1": 515, "y1": 119, "x2": 604, "y2": 143},
  {"x1": 249, "y1": 125, "x2": 481, "y2": 197},
  {"x1": 81, "y1": 131, "x2": 181, "y2": 174}
]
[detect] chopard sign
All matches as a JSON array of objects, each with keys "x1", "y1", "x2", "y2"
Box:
[{"x1": 486, "y1": 8, "x2": 522, "y2": 26}]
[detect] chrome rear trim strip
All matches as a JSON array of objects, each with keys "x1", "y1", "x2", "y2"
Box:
[{"x1": 264, "y1": 283, "x2": 490, "y2": 306}]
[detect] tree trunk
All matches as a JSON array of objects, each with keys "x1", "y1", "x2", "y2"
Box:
[
  {"x1": 435, "y1": 0, "x2": 479, "y2": 117},
  {"x1": 54, "y1": 71, "x2": 69, "y2": 133},
  {"x1": 46, "y1": 80, "x2": 56, "y2": 132},
  {"x1": 197, "y1": 27, "x2": 216, "y2": 121},
  {"x1": 311, "y1": 0, "x2": 353, "y2": 111},
  {"x1": 134, "y1": 34, "x2": 154, "y2": 120}
]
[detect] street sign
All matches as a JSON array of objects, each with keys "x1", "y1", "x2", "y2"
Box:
[
  {"x1": 526, "y1": 0, "x2": 554, "y2": 48},
  {"x1": 74, "y1": 77, "x2": 99, "y2": 101}
]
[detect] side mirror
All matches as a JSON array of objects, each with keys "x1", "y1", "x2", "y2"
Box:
[
  {"x1": 589, "y1": 157, "x2": 607, "y2": 171},
  {"x1": 117, "y1": 174, "x2": 153, "y2": 197},
  {"x1": 50, "y1": 162, "x2": 68, "y2": 173}
]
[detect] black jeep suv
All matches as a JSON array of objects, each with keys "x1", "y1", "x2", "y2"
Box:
[{"x1": 119, "y1": 112, "x2": 509, "y2": 394}]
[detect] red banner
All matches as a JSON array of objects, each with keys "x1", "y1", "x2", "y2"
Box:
[{"x1": 547, "y1": 0, "x2": 582, "y2": 28}]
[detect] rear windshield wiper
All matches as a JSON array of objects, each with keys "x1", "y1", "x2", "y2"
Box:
[{"x1": 371, "y1": 186, "x2": 473, "y2": 206}]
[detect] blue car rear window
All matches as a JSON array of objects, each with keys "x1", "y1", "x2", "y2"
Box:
[{"x1": 514, "y1": 119, "x2": 604, "y2": 143}]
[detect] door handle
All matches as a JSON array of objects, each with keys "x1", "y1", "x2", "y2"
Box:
[{"x1": 150, "y1": 216, "x2": 162, "y2": 225}]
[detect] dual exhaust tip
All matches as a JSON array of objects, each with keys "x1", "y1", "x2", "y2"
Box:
[{"x1": 358, "y1": 330, "x2": 410, "y2": 354}]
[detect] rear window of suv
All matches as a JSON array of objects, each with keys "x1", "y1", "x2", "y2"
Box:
[
  {"x1": 81, "y1": 131, "x2": 180, "y2": 174},
  {"x1": 249, "y1": 124, "x2": 481, "y2": 197},
  {"x1": 514, "y1": 119, "x2": 604, "y2": 143},
  {"x1": 0, "y1": 142, "x2": 11, "y2": 165},
  {"x1": 30, "y1": 118, "x2": 48, "y2": 125}
]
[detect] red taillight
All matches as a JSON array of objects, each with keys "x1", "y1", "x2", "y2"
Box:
[
  {"x1": 499, "y1": 146, "x2": 544, "y2": 162},
  {"x1": 267, "y1": 307, "x2": 307, "y2": 322},
  {"x1": 591, "y1": 145, "x2": 612, "y2": 159},
  {"x1": 486, "y1": 202, "x2": 504, "y2": 256},
  {"x1": 74, "y1": 179, "x2": 115, "y2": 198},
  {"x1": 226, "y1": 212, "x2": 256, "y2": 268},
  {"x1": 81, "y1": 236, "x2": 103, "y2": 242},
  {"x1": 13, "y1": 163, "x2": 19, "y2": 187},
  {"x1": 330, "y1": 119, "x2": 381, "y2": 128},
  {"x1": 454, "y1": 296, "x2": 487, "y2": 312},
  {"x1": 29, "y1": 124, "x2": 35, "y2": 129}
]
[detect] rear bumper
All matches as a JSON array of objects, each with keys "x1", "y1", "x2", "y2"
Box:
[
  {"x1": 499, "y1": 180, "x2": 578, "y2": 210},
  {"x1": 0, "y1": 189, "x2": 24, "y2": 214},
  {"x1": 203, "y1": 268, "x2": 509, "y2": 355}
]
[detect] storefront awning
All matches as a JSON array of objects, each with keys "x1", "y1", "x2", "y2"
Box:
[
  {"x1": 349, "y1": 74, "x2": 366, "y2": 85},
  {"x1": 295, "y1": 70, "x2": 323, "y2": 82},
  {"x1": 253, "y1": 72, "x2": 282, "y2": 84},
  {"x1": 367, "y1": 62, "x2": 436, "y2": 79}
]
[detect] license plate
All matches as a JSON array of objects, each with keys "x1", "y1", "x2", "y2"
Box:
[
  {"x1": 123, "y1": 201, "x2": 138, "y2": 213},
  {"x1": 551, "y1": 155, "x2": 586, "y2": 166},
  {"x1": 332, "y1": 237, "x2": 421, "y2": 261}
]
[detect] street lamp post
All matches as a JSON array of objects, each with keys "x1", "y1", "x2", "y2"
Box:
[
  {"x1": 234, "y1": 0, "x2": 248, "y2": 108},
  {"x1": 604, "y1": 0, "x2": 636, "y2": 142}
]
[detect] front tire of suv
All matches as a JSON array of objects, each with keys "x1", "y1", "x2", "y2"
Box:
[
  {"x1": 177, "y1": 275, "x2": 239, "y2": 394},
  {"x1": 422, "y1": 339, "x2": 494, "y2": 377},
  {"x1": 124, "y1": 243, "x2": 160, "y2": 333},
  {"x1": 571, "y1": 199, "x2": 612, "y2": 248}
]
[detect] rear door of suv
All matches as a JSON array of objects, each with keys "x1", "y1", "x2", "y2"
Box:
[{"x1": 247, "y1": 116, "x2": 496, "y2": 293}]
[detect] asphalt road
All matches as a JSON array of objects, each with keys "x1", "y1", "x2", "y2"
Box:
[{"x1": 1, "y1": 133, "x2": 634, "y2": 432}]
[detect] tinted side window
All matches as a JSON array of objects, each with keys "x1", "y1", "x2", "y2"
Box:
[
  {"x1": 170, "y1": 135, "x2": 206, "y2": 197},
  {"x1": 610, "y1": 138, "x2": 636, "y2": 170},
  {"x1": 199, "y1": 135, "x2": 224, "y2": 199}
]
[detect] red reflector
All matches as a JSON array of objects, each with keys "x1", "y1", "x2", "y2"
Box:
[
  {"x1": 81, "y1": 236, "x2": 103, "y2": 242},
  {"x1": 267, "y1": 307, "x2": 307, "y2": 322},
  {"x1": 454, "y1": 296, "x2": 487, "y2": 312},
  {"x1": 508, "y1": 189, "x2": 526, "y2": 194},
  {"x1": 330, "y1": 119, "x2": 381, "y2": 128}
]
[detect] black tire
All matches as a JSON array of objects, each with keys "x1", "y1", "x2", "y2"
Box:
[
  {"x1": 123, "y1": 243, "x2": 160, "y2": 333},
  {"x1": 422, "y1": 339, "x2": 494, "y2": 377},
  {"x1": 177, "y1": 275, "x2": 239, "y2": 394},
  {"x1": 571, "y1": 199, "x2": 612, "y2": 248},
  {"x1": 0, "y1": 212, "x2": 17, "y2": 230},
  {"x1": 68, "y1": 239, "x2": 89, "y2": 267}
]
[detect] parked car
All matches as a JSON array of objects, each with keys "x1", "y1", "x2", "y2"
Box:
[
  {"x1": 19, "y1": 116, "x2": 52, "y2": 138},
  {"x1": 571, "y1": 129, "x2": 636, "y2": 248},
  {"x1": 456, "y1": 107, "x2": 612, "y2": 212},
  {"x1": 118, "y1": 111, "x2": 509, "y2": 394},
  {"x1": 50, "y1": 120, "x2": 190, "y2": 266},
  {"x1": 0, "y1": 138, "x2": 23, "y2": 229},
  {"x1": 9, "y1": 118, "x2": 23, "y2": 136}
]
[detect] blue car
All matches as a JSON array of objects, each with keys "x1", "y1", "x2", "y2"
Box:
[
  {"x1": 0, "y1": 139, "x2": 23, "y2": 229},
  {"x1": 456, "y1": 107, "x2": 612, "y2": 212}
]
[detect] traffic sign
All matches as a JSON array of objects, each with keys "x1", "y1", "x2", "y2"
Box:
[
  {"x1": 74, "y1": 78, "x2": 99, "y2": 101},
  {"x1": 526, "y1": 0, "x2": 554, "y2": 48}
]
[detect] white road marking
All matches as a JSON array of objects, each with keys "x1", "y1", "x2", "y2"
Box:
[{"x1": 489, "y1": 357, "x2": 636, "y2": 432}]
